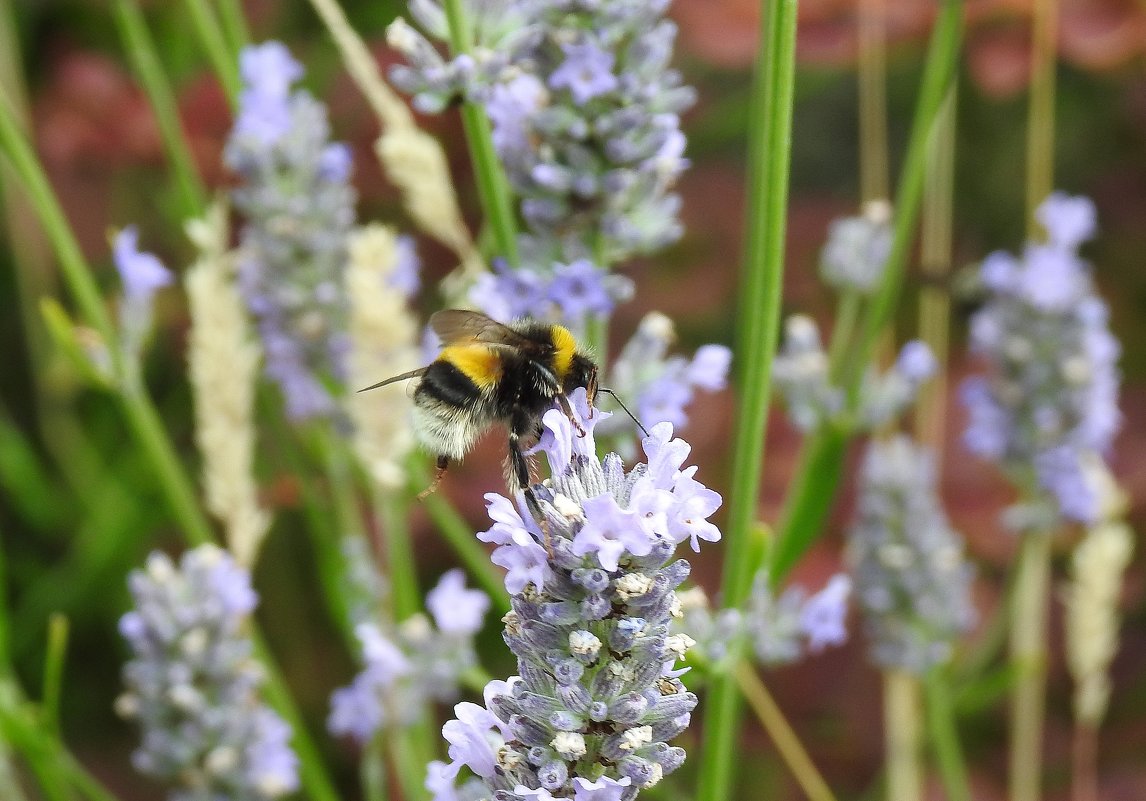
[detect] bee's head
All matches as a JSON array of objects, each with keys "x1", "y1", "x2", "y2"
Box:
[{"x1": 564, "y1": 353, "x2": 599, "y2": 405}]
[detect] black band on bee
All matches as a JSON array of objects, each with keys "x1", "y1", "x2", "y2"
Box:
[{"x1": 417, "y1": 361, "x2": 484, "y2": 408}]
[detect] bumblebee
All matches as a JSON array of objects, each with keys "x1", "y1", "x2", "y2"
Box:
[{"x1": 360, "y1": 309, "x2": 599, "y2": 501}]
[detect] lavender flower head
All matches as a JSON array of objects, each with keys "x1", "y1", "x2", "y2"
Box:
[
  {"x1": 847, "y1": 436, "x2": 975, "y2": 674},
  {"x1": 225, "y1": 41, "x2": 357, "y2": 421},
  {"x1": 602, "y1": 312, "x2": 731, "y2": 440},
  {"x1": 328, "y1": 569, "x2": 490, "y2": 742},
  {"x1": 742, "y1": 572, "x2": 851, "y2": 666},
  {"x1": 116, "y1": 545, "x2": 298, "y2": 800},
  {"x1": 435, "y1": 389, "x2": 720, "y2": 799},
  {"x1": 773, "y1": 315, "x2": 934, "y2": 433},
  {"x1": 819, "y1": 200, "x2": 893, "y2": 294},
  {"x1": 389, "y1": 0, "x2": 695, "y2": 262},
  {"x1": 469, "y1": 257, "x2": 633, "y2": 334},
  {"x1": 962, "y1": 192, "x2": 1121, "y2": 523}
]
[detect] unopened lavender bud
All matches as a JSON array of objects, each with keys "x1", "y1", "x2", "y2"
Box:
[
  {"x1": 618, "y1": 756, "x2": 662, "y2": 788},
  {"x1": 609, "y1": 693, "x2": 650, "y2": 725},
  {"x1": 581, "y1": 594, "x2": 612, "y2": 620},
  {"x1": 538, "y1": 761, "x2": 568, "y2": 790},
  {"x1": 554, "y1": 659, "x2": 584, "y2": 686}
]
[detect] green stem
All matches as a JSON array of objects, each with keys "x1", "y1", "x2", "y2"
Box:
[
  {"x1": 119, "y1": 379, "x2": 215, "y2": 545},
  {"x1": 1009, "y1": 1, "x2": 1056, "y2": 790},
  {"x1": 925, "y1": 669, "x2": 972, "y2": 801},
  {"x1": 0, "y1": 0, "x2": 61, "y2": 437},
  {"x1": 842, "y1": 0, "x2": 963, "y2": 396},
  {"x1": 375, "y1": 489, "x2": 420, "y2": 621},
  {"x1": 1025, "y1": 0, "x2": 1057, "y2": 238},
  {"x1": 40, "y1": 614, "x2": 68, "y2": 737},
  {"x1": 423, "y1": 493, "x2": 510, "y2": 614},
  {"x1": 1009, "y1": 531, "x2": 1052, "y2": 801},
  {"x1": 253, "y1": 633, "x2": 343, "y2": 801},
  {"x1": 915, "y1": 86, "x2": 956, "y2": 452},
  {"x1": 311, "y1": 425, "x2": 364, "y2": 639},
  {"x1": 768, "y1": 0, "x2": 963, "y2": 585},
  {"x1": 181, "y1": 0, "x2": 241, "y2": 102},
  {"x1": 113, "y1": 0, "x2": 208, "y2": 220},
  {"x1": 0, "y1": 89, "x2": 116, "y2": 344},
  {"x1": 696, "y1": 1, "x2": 797, "y2": 799},
  {"x1": 884, "y1": 669, "x2": 923, "y2": 801},
  {"x1": 387, "y1": 728, "x2": 430, "y2": 801},
  {"x1": 858, "y1": 0, "x2": 889, "y2": 203},
  {"x1": 736, "y1": 663, "x2": 838, "y2": 801},
  {"x1": 0, "y1": 677, "x2": 121, "y2": 801},
  {"x1": 212, "y1": 0, "x2": 249, "y2": 54},
  {"x1": 363, "y1": 735, "x2": 389, "y2": 801},
  {"x1": 827, "y1": 291, "x2": 862, "y2": 380},
  {"x1": 441, "y1": 0, "x2": 519, "y2": 265}
]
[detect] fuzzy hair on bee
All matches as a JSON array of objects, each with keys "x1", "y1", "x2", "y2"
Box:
[{"x1": 359, "y1": 310, "x2": 599, "y2": 502}]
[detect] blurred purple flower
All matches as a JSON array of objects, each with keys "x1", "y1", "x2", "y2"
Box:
[
  {"x1": 113, "y1": 226, "x2": 172, "y2": 301},
  {"x1": 549, "y1": 259, "x2": 615, "y2": 320},
  {"x1": 549, "y1": 38, "x2": 619, "y2": 105},
  {"x1": 426, "y1": 570, "x2": 490, "y2": 635},
  {"x1": 799, "y1": 574, "x2": 851, "y2": 652}
]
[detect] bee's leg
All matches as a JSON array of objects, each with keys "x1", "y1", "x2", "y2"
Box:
[
  {"x1": 509, "y1": 415, "x2": 553, "y2": 558},
  {"x1": 416, "y1": 455, "x2": 449, "y2": 501},
  {"x1": 555, "y1": 392, "x2": 586, "y2": 438}
]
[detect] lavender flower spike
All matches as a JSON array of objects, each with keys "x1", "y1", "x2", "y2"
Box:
[
  {"x1": 962, "y1": 192, "x2": 1121, "y2": 523},
  {"x1": 225, "y1": 41, "x2": 357, "y2": 422},
  {"x1": 442, "y1": 389, "x2": 720, "y2": 799},
  {"x1": 847, "y1": 436, "x2": 975, "y2": 674},
  {"x1": 391, "y1": 0, "x2": 695, "y2": 262},
  {"x1": 116, "y1": 545, "x2": 298, "y2": 800}
]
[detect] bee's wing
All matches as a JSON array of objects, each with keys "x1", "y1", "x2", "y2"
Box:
[
  {"x1": 430, "y1": 309, "x2": 534, "y2": 349},
  {"x1": 357, "y1": 367, "x2": 428, "y2": 393}
]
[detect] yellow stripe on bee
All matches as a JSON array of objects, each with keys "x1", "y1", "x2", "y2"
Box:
[
  {"x1": 439, "y1": 344, "x2": 503, "y2": 389},
  {"x1": 551, "y1": 325, "x2": 577, "y2": 381}
]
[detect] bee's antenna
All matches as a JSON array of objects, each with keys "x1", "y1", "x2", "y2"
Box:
[{"x1": 596, "y1": 387, "x2": 649, "y2": 437}]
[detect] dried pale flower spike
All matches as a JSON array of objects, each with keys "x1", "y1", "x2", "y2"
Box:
[
  {"x1": 345, "y1": 224, "x2": 422, "y2": 489},
  {"x1": 389, "y1": 0, "x2": 694, "y2": 264},
  {"x1": 225, "y1": 41, "x2": 357, "y2": 422},
  {"x1": 328, "y1": 570, "x2": 490, "y2": 742},
  {"x1": 1065, "y1": 463, "x2": 1133, "y2": 726},
  {"x1": 848, "y1": 436, "x2": 976, "y2": 674},
  {"x1": 185, "y1": 203, "x2": 270, "y2": 568},
  {"x1": 962, "y1": 192, "x2": 1121, "y2": 523},
  {"x1": 434, "y1": 390, "x2": 721, "y2": 800},
  {"x1": 117, "y1": 545, "x2": 298, "y2": 800}
]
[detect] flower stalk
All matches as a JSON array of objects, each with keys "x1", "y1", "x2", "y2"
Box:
[
  {"x1": 440, "y1": 0, "x2": 519, "y2": 265},
  {"x1": 697, "y1": 1, "x2": 797, "y2": 798},
  {"x1": 735, "y1": 663, "x2": 838, "y2": 801},
  {"x1": 770, "y1": 0, "x2": 964, "y2": 584}
]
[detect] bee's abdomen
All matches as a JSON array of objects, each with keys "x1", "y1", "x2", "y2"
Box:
[
  {"x1": 417, "y1": 360, "x2": 485, "y2": 408},
  {"x1": 412, "y1": 360, "x2": 494, "y2": 460}
]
